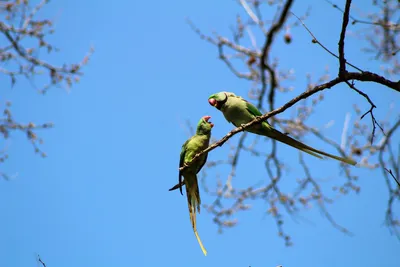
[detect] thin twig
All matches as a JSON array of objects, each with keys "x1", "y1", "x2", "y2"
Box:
[
  {"x1": 325, "y1": 0, "x2": 400, "y2": 30},
  {"x1": 385, "y1": 168, "x2": 400, "y2": 187},
  {"x1": 345, "y1": 80, "x2": 385, "y2": 144},
  {"x1": 291, "y1": 12, "x2": 363, "y2": 72},
  {"x1": 37, "y1": 255, "x2": 47, "y2": 267}
]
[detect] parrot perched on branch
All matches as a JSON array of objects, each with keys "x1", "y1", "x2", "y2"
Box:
[
  {"x1": 207, "y1": 91, "x2": 357, "y2": 166},
  {"x1": 171, "y1": 115, "x2": 214, "y2": 256}
]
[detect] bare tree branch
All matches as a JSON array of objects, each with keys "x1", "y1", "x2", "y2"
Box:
[
  {"x1": 0, "y1": 0, "x2": 92, "y2": 178},
  {"x1": 338, "y1": 0, "x2": 352, "y2": 76}
]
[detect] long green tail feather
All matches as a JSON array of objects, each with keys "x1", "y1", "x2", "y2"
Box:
[
  {"x1": 266, "y1": 126, "x2": 357, "y2": 166},
  {"x1": 185, "y1": 175, "x2": 208, "y2": 256}
]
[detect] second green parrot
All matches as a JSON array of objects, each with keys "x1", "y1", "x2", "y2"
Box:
[
  {"x1": 208, "y1": 91, "x2": 356, "y2": 165},
  {"x1": 172, "y1": 115, "x2": 214, "y2": 256}
]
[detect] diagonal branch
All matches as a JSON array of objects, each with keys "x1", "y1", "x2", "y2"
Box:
[
  {"x1": 178, "y1": 68, "x2": 399, "y2": 174},
  {"x1": 179, "y1": 77, "x2": 343, "y2": 173}
]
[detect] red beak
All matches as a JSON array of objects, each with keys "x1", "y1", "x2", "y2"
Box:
[
  {"x1": 208, "y1": 98, "x2": 217, "y2": 106},
  {"x1": 203, "y1": 115, "x2": 214, "y2": 128}
]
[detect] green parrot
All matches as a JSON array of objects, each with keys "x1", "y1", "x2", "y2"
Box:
[
  {"x1": 207, "y1": 91, "x2": 357, "y2": 165},
  {"x1": 172, "y1": 115, "x2": 214, "y2": 256}
]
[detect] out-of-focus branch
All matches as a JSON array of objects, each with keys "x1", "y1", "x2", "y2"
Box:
[
  {"x1": 0, "y1": 102, "x2": 53, "y2": 179},
  {"x1": 299, "y1": 153, "x2": 352, "y2": 235},
  {"x1": 325, "y1": 0, "x2": 400, "y2": 30},
  {"x1": 378, "y1": 118, "x2": 400, "y2": 238},
  {"x1": 0, "y1": 0, "x2": 92, "y2": 178},
  {"x1": 261, "y1": 0, "x2": 294, "y2": 65},
  {"x1": 0, "y1": 0, "x2": 93, "y2": 93},
  {"x1": 260, "y1": 0, "x2": 294, "y2": 111}
]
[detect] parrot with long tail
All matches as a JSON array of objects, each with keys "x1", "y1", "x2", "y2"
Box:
[
  {"x1": 206, "y1": 91, "x2": 356, "y2": 165},
  {"x1": 171, "y1": 115, "x2": 214, "y2": 256}
]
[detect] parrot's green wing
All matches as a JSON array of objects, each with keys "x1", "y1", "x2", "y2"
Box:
[
  {"x1": 244, "y1": 99, "x2": 274, "y2": 128},
  {"x1": 227, "y1": 98, "x2": 264, "y2": 128},
  {"x1": 179, "y1": 140, "x2": 190, "y2": 168},
  {"x1": 244, "y1": 100, "x2": 263, "y2": 117},
  {"x1": 173, "y1": 138, "x2": 207, "y2": 193},
  {"x1": 178, "y1": 139, "x2": 191, "y2": 195}
]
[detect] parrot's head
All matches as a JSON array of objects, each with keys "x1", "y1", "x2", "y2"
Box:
[
  {"x1": 208, "y1": 92, "x2": 236, "y2": 110},
  {"x1": 197, "y1": 115, "x2": 214, "y2": 135}
]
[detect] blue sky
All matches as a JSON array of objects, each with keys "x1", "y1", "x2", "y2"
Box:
[{"x1": 1, "y1": 0, "x2": 399, "y2": 266}]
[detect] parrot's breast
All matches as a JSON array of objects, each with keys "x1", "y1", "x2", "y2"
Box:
[{"x1": 183, "y1": 135, "x2": 210, "y2": 173}]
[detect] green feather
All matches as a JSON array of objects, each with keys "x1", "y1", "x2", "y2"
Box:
[{"x1": 245, "y1": 100, "x2": 263, "y2": 117}]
